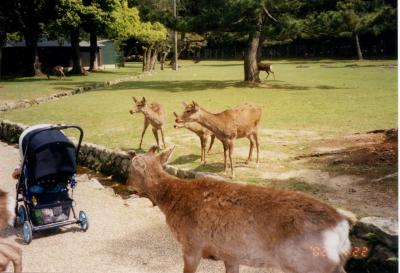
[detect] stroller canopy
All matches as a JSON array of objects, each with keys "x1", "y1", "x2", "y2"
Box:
[{"x1": 20, "y1": 125, "x2": 77, "y2": 181}]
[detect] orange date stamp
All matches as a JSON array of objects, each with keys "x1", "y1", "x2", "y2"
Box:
[{"x1": 310, "y1": 246, "x2": 369, "y2": 257}]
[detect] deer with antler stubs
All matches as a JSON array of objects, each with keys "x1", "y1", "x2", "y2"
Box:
[
  {"x1": 257, "y1": 63, "x2": 275, "y2": 80},
  {"x1": 126, "y1": 146, "x2": 351, "y2": 273},
  {"x1": 178, "y1": 102, "x2": 261, "y2": 177},
  {"x1": 173, "y1": 110, "x2": 216, "y2": 165},
  {"x1": 0, "y1": 190, "x2": 22, "y2": 273},
  {"x1": 129, "y1": 97, "x2": 166, "y2": 150}
]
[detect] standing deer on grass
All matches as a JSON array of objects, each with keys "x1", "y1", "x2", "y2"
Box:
[
  {"x1": 257, "y1": 63, "x2": 275, "y2": 80},
  {"x1": 0, "y1": 190, "x2": 22, "y2": 273},
  {"x1": 173, "y1": 111, "x2": 216, "y2": 164},
  {"x1": 178, "y1": 102, "x2": 261, "y2": 177},
  {"x1": 129, "y1": 97, "x2": 166, "y2": 150},
  {"x1": 46, "y1": 65, "x2": 66, "y2": 79},
  {"x1": 127, "y1": 146, "x2": 351, "y2": 273}
]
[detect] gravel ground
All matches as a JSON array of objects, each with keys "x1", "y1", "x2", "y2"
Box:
[{"x1": 0, "y1": 142, "x2": 276, "y2": 273}]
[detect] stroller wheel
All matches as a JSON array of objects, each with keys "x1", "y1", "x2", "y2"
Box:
[
  {"x1": 79, "y1": 211, "x2": 89, "y2": 232},
  {"x1": 22, "y1": 221, "x2": 33, "y2": 244},
  {"x1": 17, "y1": 205, "x2": 27, "y2": 226}
]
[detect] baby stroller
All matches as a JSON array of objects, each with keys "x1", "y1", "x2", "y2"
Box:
[{"x1": 14, "y1": 124, "x2": 89, "y2": 244}]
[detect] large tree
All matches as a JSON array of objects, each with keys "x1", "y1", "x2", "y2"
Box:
[
  {"x1": 0, "y1": 0, "x2": 56, "y2": 76},
  {"x1": 303, "y1": 0, "x2": 396, "y2": 60},
  {"x1": 174, "y1": 0, "x2": 304, "y2": 83},
  {"x1": 82, "y1": 0, "x2": 119, "y2": 71}
]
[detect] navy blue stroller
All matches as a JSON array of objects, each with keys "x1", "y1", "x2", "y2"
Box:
[{"x1": 14, "y1": 124, "x2": 89, "y2": 244}]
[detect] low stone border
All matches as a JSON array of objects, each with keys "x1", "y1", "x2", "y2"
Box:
[
  {"x1": 0, "y1": 73, "x2": 147, "y2": 112},
  {"x1": 0, "y1": 119, "x2": 398, "y2": 272}
]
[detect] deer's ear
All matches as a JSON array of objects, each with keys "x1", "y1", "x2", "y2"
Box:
[
  {"x1": 157, "y1": 146, "x2": 175, "y2": 166},
  {"x1": 132, "y1": 97, "x2": 137, "y2": 102},
  {"x1": 147, "y1": 145, "x2": 158, "y2": 155},
  {"x1": 127, "y1": 150, "x2": 137, "y2": 159},
  {"x1": 173, "y1": 112, "x2": 178, "y2": 117},
  {"x1": 192, "y1": 101, "x2": 199, "y2": 110},
  {"x1": 182, "y1": 101, "x2": 188, "y2": 107}
]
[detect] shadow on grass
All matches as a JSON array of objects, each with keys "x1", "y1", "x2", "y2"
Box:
[
  {"x1": 193, "y1": 162, "x2": 225, "y2": 172},
  {"x1": 170, "y1": 154, "x2": 201, "y2": 165},
  {"x1": 109, "y1": 79, "x2": 336, "y2": 92}
]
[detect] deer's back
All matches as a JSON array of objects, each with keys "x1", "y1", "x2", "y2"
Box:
[
  {"x1": 217, "y1": 104, "x2": 261, "y2": 137},
  {"x1": 149, "y1": 102, "x2": 166, "y2": 124}
]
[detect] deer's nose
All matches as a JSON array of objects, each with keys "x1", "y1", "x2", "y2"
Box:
[{"x1": 173, "y1": 125, "x2": 177, "y2": 128}]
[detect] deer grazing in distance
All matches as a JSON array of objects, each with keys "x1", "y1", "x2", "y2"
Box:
[
  {"x1": 173, "y1": 111, "x2": 216, "y2": 164},
  {"x1": 0, "y1": 190, "x2": 22, "y2": 273},
  {"x1": 127, "y1": 147, "x2": 351, "y2": 273},
  {"x1": 129, "y1": 97, "x2": 166, "y2": 150},
  {"x1": 46, "y1": 65, "x2": 66, "y2": 79},
  {"x1": 257, "y1": 63, "x2": 275, "y2": 80},
  {"x1": 178, "y1": 102, "x2": 261, "y2": 177}
]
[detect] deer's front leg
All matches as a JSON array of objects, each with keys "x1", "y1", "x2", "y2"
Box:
[
  {"x1": 222, "y1": 142, "x2": 228, "y2": 174},
  {"x1": 139, "y1": 119, "x2": 150, "y2": 149},
  {"x1": 228, "y1": 141, "x2": 235, "y2": 178},
  {"x1": 182, "y1": 250, "x2": 201, "y2": 273},
  {"x1": 152, "y1": 127, "x2": 160, "y2": 149},
  {"x1": 224, "y1": 261, "x2": 239, "y2": 273},
  {"x1": 253, "y1": 132, "x2": 260, "y2": 167}
]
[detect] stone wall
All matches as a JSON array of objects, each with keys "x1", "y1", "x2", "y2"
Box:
[{"x1": 0, "y1": 119, "x2": 397, "y2": 272}]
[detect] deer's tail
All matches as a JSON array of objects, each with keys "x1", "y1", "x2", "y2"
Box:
[{"x1": 208, "y1": 135, "x2": 215, "y2": 153}]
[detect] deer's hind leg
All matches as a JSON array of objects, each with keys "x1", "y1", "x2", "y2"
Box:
[
  {"x1": 152, "y1": 127, "x2": 160, "y2": 149},
  {"x1": 252, "y1": 132, "x2": 260, "y2": 166},
  {"x1": 245, "y1": 135, "x2": 254, "y2": 164},
  {"x1": 160, "y1": 127, "x2": 166, "y2": 148},
  {"x1": 228, "y1": 140, "x2": 235, "y2": 178}
]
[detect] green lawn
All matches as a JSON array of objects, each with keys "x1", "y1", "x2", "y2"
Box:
[
  {"x1": 0, "y1": 59, "x2": 397, "y2": 178},
  {"x1": 0, "y1": 63, "x2": 142, "y2": 103}
]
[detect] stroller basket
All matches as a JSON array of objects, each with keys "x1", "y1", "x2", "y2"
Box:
[{"x1": 30, "y1": 196, "x2": 72, "y2": 226}]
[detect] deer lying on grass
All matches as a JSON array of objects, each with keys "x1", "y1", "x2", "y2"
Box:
[
  {"x1": 127, "y1": 146, "x2": 351, "y2": 273},
  {"x1": 0, "y1": 190, "x2": 22, "y2": 273},
  {"x1": 257, "y1": 63, "x2": 275, "y2": 80},
  {"x1": 173, "y1": 111, "x2": 216, "y2": 164},
  {"x1": 129, "y1": 97, "x2": 166, "y2": 150},
  {"x1": 46, "y1": 65, "x2": 66, "y2": 79},
  {"x1": 178, "y1": 102, "x2": 261, "y2": 177}
]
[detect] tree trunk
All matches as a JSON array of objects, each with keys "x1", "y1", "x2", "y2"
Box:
[
  {"x1": 70, "y1": 28, "x2": 84, "y2": 75},
  {"x1": 244, "y1": 31, "x2": 261, "y2": 83},
  {"x1": 150, "y1": 48, "x2": 158, "y2": 71},
  {"x1": 89, "y1": 30, "x2": 98, "y2": 71},
  {"x1": 0, "y1": 46, "x2": 2, "y2": 79},
  {"x1": 25, "y1": 34, "x2": 42, "y2": 76},
  {"x1": 257, "y1": 33, "x2": 266, "y2": 63},
  {"x1": 354, "y1": 32, "x2": 363, "y2": 60}
]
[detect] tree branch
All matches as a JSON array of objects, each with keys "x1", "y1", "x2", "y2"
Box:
[{"x1": 262, "y1": 4, "x2": 278, "y2": 23}]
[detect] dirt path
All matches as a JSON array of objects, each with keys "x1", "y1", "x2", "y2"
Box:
[{"x1": 0, "y1": 142, "x2": 278, "y2": 273}]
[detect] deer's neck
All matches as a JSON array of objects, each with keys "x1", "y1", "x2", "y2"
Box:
[
  {"x1": 147, "y1": 168, "x2": 185, "y2": 213},
  {"x1": 196, "y1": 109, "x2": 231, "y2": 138}
]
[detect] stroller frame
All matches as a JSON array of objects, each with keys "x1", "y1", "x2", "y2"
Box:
[{"x1": 14, "y1": 125, "x2": 87, "y2": 243}]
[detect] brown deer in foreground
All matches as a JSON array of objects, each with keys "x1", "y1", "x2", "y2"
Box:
[
  {"x1": 173, "y1": 111, "x2": 216, "y2": 164},
  {"x1": 127, "y1": 147, "x2": 351, "y2": 273},
  {"x1": 0, "y1": 190, "x2": 22, "y2": 273},
  {"x1": 178, "y1": 102, "x2": 261, "y2": 177},
  {"x1": 129, "y1": 97, "x2": 166, "y2": 150},
  {"x1": 257, "y1": 63, "x2": 275, "y2": 80},
  {"x1": 46, "y1": 65, "x2": 66, "y2": 79}
]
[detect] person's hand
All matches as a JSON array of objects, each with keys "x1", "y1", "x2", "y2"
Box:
[{"x1": 11, "y1": 168, "x2": 21, "y2": 180}]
